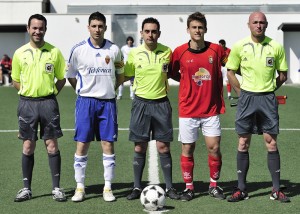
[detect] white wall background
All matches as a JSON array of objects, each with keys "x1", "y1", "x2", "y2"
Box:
[
  {"x1": 49, "y1": 0, "x2": 300, "y2": 13},
  {"x1": 285, "y1": 32, "x2": 300, "y2": 83},
  {"x1": 1, "y1": 0, "x2": 300, "y2": 83},
  {"x1": 42, "y1": 12, "x2": 300, "y2": 84},
  {"x1": 0, "y1": 0, "x2": 44, "y2": 24}
]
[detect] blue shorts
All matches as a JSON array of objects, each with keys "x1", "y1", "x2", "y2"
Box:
[{"x1": 74, "y1": 96, "x2": 118, "y2": 143}]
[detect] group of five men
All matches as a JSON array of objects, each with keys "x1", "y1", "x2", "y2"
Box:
[{"x1": 10, "y1": 11, "x2": 290, "y2": 204}]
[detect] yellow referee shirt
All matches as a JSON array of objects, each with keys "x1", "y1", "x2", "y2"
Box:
[
  {"x1": 124, "y1": 43, "x2": 171, "y2": 99},
  {"x1": 11, "y1": 42, "x2": 66, "y2": 97},
  {"x1": 226, "y1": 36, "x2": 288, "y2": 92}
]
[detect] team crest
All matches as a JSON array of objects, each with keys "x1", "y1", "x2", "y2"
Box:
[
  {"x1": 105, "y1": 55, "x2": 110, "y2": 64},
  {"x1": 208, "y1": 56, "x2": 213, "y2": 64},
  {"x1": 266, "y1": 57, "x2": 274, "y2": 67},
  {"x1": 162, "y1": 63, "x2": 168, "y2": 73},
  {"x1": 45, "y1": 63, "x2": 54, "y2": 73}
]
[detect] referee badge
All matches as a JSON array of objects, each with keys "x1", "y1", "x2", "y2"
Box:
[
  {"x1": 45, "y1": 63, "x2": 54, "y2": 73},
  {"x1": 266, "y1": 57, "x2": 274, "y2": 67},
  {"x1": 162, "y1": 63, "x2": 168, "y2": 72}
]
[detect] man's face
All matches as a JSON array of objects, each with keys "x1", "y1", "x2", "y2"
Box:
[
  {"x1": 248, "y1": 12, "x2": 268, "y2": 40},
  {"x1": 27, "y1": 18, "x2": 46, "y2": 45},
  {"x1": 187, "y1": 20, "x2": 206, "y2": 42},
  {"x1": 88, "y1": 19, "x2": 107, "y2": 41},
  {"x1": 127, "y1": 39, "x2": 133, "y2": 47},
  {"x1": 140, "y1": 23, "x2": 160, "y2": 46}
]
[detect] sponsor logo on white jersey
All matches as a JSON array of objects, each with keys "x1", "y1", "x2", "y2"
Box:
[{"x1": 87, "y1": 67, "x2": 112, "y2": 75}]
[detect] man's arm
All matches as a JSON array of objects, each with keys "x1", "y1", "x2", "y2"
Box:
[
  {"x1": 227, "y1": 69, "x2": 241, "y2": 96},
  {"x1": 68, "y1": 78, "x2": 77, "y2": 90},
  {"x1": 168, "y1": 71, "x2": 180, "y2": 82},
  {"x1": 168, "y1": 58, "x2": 181, "y2": 82},
  {"x1": 12, "y1": 80, "x2": 20, "y2": 91},
  {"x1": 275, "y1": 71, "x2": 288, "y2": 91},
  {"x1": 55, "y1": 78, "x2": 66, "y2": 94},
  {"x1": 116, "y1": 73, "x2": 125, "y2": 90}
]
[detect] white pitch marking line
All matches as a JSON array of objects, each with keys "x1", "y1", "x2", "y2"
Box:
[
  {"x1": 2, "y1": 128, "x2": 300, "y2": 133},
  {"x1": 148, "y1": 140, "x2": 160, "y2": 185}
]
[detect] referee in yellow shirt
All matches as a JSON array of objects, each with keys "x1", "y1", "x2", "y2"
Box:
[
  {"x1": 226, "y1": 12, "x2": 290, "y2": 203},
  {"x1": 124, "y1": 17, "x2": 180, "y2": 201},
  {"x1": 11, "y1": 14, "x2": 66, "y2": 202}
]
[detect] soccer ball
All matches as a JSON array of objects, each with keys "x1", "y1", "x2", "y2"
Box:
[{"x1": 140, "y1": 185, "x2": 166, "y2": 211}]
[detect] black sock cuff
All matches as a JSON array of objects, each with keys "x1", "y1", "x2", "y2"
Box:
[
  {"x1": 237, "y1": 151, "x2": 249, "y2": 160},
  {"x1": 268, "y1": 150, "x2": 279, "y2": 155},
  {"x1": 134, "y1": 152, "x2": 146, "y2": 158},
  {"x1": 159, "y1": 152, "x2": 171, "y2": 158},
  {"x1": 22, "y1": 153, "x2": 34, "y2": 158},
  {"x1": 48, "y1": 150, "x2": 60, "y2": 157},
  {"x1": 238, "y1": 151, "x2": 249, "y2": 155}
]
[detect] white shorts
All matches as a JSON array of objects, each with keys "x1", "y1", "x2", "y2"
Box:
[{"x1": 178, "y1": 116, "x2": 221, "y2": 143}]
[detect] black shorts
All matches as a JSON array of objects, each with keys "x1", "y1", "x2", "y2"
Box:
[
  {"x1": 17, "y1": 95, "x2": 63, "y2": 141},
  {"x1": 0, "y1": 65, "x2": 11, "y2": 74},
  {"x1": 235, "y1": 90, "x2": 279, "y2": 135},
  {"x1": 129, "y1": 96, "x2": 173, "y2": 142},
  {"x1": 2, "y1": 69, "x2": 10, "y2": 74}
]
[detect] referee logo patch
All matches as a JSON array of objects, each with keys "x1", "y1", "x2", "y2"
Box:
[
  {"x1": 162, "y1": 63, "x2": 168, "y2": 72},
  {"x1": 45, "y1": 63, "x2": 54, "y2": 73},
  {"x1": 266, "y1": 57, "x2": 274, "y2": 67}
]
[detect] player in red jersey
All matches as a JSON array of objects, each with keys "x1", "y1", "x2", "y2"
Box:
[
  {"x1": 0, "y1": 54, "x2": 12, "y2": 85},
  {"x1": 219, "y1": 39, "x2": 232, "y2": 99},
  {"x1": 169, "y1": 12, "x2": 226, "y2": 201}
]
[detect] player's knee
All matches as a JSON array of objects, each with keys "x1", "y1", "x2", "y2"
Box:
[
  {"x1": 156, "y1": 141, "x2": 170, "y2": 153},
  {"x1": 22, "y1": 140, "x2": 35, "y2": 155},
  {"x1": 265, "y1": 141, "x2": 278, "y2": 151},
  {"x1": 45, "y1": 139, "x2": 59, "y2": 154},
  {"x1": 134, "y1": 143, "x2": 147, "y2": 153}
]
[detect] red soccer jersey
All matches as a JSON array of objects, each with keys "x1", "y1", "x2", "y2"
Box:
[
  {"x1": 0, "y1": 57, "x2": 12, "y2": 70},
  {"x1": 169, "y1": 41, "x2": 226, "y2": 117},
  {"x1": 224, "y1": 47, "x2": 231, "y2": 60}
]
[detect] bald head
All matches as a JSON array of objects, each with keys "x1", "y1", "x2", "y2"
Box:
[
  {"x1": 249, "y1": 12, "x2": 267, "y2": 23},
  {"x1": 248, "y1": 11, "x2": 268, "y2": 43}
]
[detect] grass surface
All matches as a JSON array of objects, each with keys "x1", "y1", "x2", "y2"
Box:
[{"x1": 0, "y1": 85, "x2": 299, "y2": 213}]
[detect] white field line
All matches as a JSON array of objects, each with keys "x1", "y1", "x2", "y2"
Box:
[
  {"x1": 148, "y1": 140, "x2": 160, "y2": 185},
  {"x1": 1, "y1": 127, "x2": 300, "y2": 133}
]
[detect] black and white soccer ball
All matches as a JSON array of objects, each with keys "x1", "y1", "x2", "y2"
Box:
[{"x1": 140, "y1": 185, "x2": 166, "y2": 211}]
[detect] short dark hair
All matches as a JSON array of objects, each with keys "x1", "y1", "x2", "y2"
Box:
[
  {"x1": 142, "y1": 17, "x2": 160, "y2": 31},
  {"x1": 187, "y1": 12, "x2": 207, "y2": 29},
  {"x1": 219, "y1": 39, "x2": 226, "y2": 45},
  {"x1": 28, "y1": 14, "x2": 47, "y2": 28},
  {"x1": 89, "y1": 11, "x2": 106, "y2": 25},
  {"x1": 126, "y1": 36, "x2": 134, "y2": 43}
]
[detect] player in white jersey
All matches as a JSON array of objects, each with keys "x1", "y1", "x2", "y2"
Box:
[
  {"x1": 66, "y1": 11, "x2": 124, "y2": 202},
  {"x1": 117, "y1": 36, "x2": 135, "y2": 100}
]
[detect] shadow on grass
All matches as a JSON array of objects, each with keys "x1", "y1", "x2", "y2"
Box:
[
  {"x1": 56, "y1": 179, "x2": 299, "y2": 201},
  {"x1": 187, "y1": 179, "x2": 299, "y2": 199}
]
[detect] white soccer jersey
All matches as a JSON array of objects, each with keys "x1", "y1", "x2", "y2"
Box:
[
  {"x1": 66, "y1": 38, "x2": 124, "y2": 99},
  {"x1": 121, "y1": 45, "x2": 134, "y2": 62}
]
